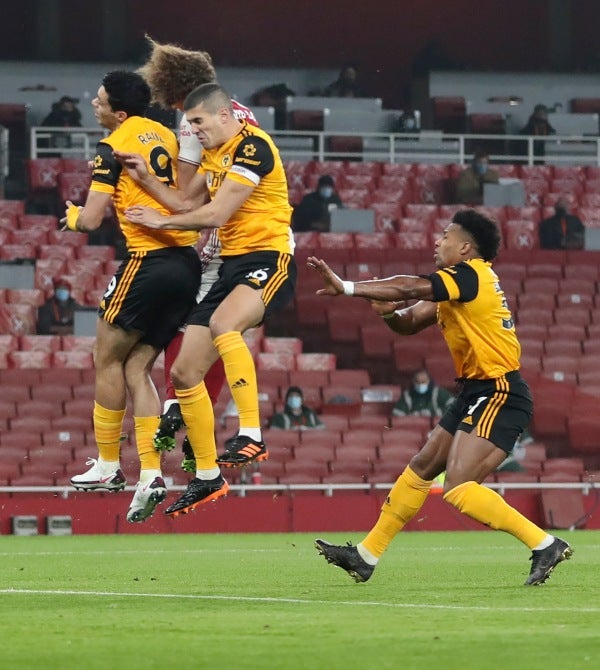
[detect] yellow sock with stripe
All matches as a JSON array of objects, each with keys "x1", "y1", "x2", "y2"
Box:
[
  {"x1": 214, "y1": 331, "x2": 260, "y2": 435},
  {"x1": 360, "y1": 466, "x2": 433, "y2": 560},
  {"x1": 134, "y1": 416, "x2": 161, "y2": 481},
  {"x1": 93, "y1": 402, "x2": 125, "y2": 464},
  {"x1": 176, "y1": 382, "x2": 218, "y2": 471},
  {"x1": 443, "y1": 481, "x2": 548, "y2": 549}
]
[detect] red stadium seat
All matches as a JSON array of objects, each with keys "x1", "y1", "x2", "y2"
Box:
[
  {"x1": 19, "y1": 334, "x2": 61, "y2": 352},
  {"x1": 543, "y1": 192, "x2": 577, "y2": 208},
  {"x1": 308, "y1": 160, "x2": 346, "y2": 178},
  {"x1": 393, "y1": 231, "x2": 430, "y2": 250},
  {"x1": 505, "y1": 206, "x2": 542, "y2": 223},
  {"x1": 25, "y1": 158, "x2": 62, "y2": 192},
  {"x1": 0, "y1": 243, "x2": 36, "y2": 261},
  {"x1": 262, "y1": 336, "x2": 303, "y2": 355},
  {"x1": 57, "y1": 172, "x2": 91, "y2": 205},
  {"x1": 6, "y1": 289, "x2": 45, "y2": 308},
  {"x1": 431, "y1": 97, "x2": 467, "y2": 133},
  {"x1": 256, "y1": 351, "x2": 296, "y2": 372},
  {"x1": 76, "y1": 245, "x2": 116, "y2": 261},
  {"x1": 61, "y1": 158, "x2": 92, "y2": 174},
  {"x1": 61, "y1": 335, "x2": 96, "y2": 353},
  {"x1": 52, "y1": 351, "x2": 94, "y2": 368},
  {"x1": 9, "y1": 228, "x2": 49, "y2": 246},
  {"x1": 37, "y1": 244, "x2": 77, "y2": 261},
  {"x1": 0, "y1": 304, "x2": 37, "y2": 336},
  {"x1": 295, "y1": 353, "x2": 336, "y2": 371},
  {"x1": 328, "y1": 369, "x2": 371, "y2": 387},
  {"x1": 521, "y1": 179, "x2": 549, "y2": 207}
]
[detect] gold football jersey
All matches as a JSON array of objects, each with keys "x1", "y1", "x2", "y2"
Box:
[
  {"x1": 199, "y1": 123, "x2": 293, "y2": 256},
  {"x1": 90, "y1": 116, "x2": 199, "y2": 252},
  {"x1": 429, "y1": 258, "x2": 521, "y2": 379}
]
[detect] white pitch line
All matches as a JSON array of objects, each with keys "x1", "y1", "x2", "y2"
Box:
[
  {"x1": 1, "y1": 589, "x2": 598, "y2": 613},
  {"x1": 0, "y1": 548, "x2": 287, "y2": 557}
]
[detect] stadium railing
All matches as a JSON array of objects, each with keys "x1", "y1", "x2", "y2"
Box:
[
  {"x1": 0, "y1": 481, "x2": 596, "y2": 498},
  {"x1": 29, "y1": 127, "x2": 600, "y2": 166}
]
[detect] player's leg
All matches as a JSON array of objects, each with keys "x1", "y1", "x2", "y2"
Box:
[
  {"x1": 164, "y1": 324, "x2": 230, "y2": 516},
  {"x1": 70, "y1": 317, "x2": 140, "y2": 492},
  {"x1": 154, "y1": 330, "x2": 186, "y2": 452},
  {"x1": 214, "y1": 251, "x2": 296, "y2": 467},
  {"x1": 123, "y1": 341, "x2": 167, "y2": 522},
  {"x1": 442, "y1": 374, "x2": 572, "y2": 585},
  {"x1": 316, "y1": 424, "x2": 452, "y2": 582}
]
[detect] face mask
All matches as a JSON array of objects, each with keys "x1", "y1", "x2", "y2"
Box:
[
  {"x1": 55, "y1": 288, "x2": 70, "y2": 302},
  {"x1": 319, "y1": 187, "x2": 333, "y2": 199},
  {"x1": 414, "y1": 383, "x2": 429, "y2": 395},
  {"x1": 555, "y1": 206, "x2": 567, "y2": 216},
  {"x1": 474, "y1": 162, "x2": 488, "y2": 175},
  {"x1": 287, "y1": 396, "x2": 302, "y2": 410},
  {"x1": 404, "y1": 118, "x2": 415, "y2": 130}
]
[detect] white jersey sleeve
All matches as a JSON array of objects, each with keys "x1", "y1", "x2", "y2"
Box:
[{"x1": 178, "y1": 115, "x2": 202, "y2": 166}]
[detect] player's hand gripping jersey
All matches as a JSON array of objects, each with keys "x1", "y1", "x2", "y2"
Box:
[{"x1": 90, "y1": 116, "x2": 199, "y2": 252}]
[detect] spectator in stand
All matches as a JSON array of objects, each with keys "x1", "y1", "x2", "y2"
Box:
[
  {"x1": 392, "y1": 369, "x2": 454, "y2": 418},
  {"x1": 519, "y1": 104, "x2": 556, "y2": 161},
  {"x1": 41, "y1": 96, "x2": 82, "y2": 154},
  {"x1": 539, "y1": 198, "x2": 585, "y2": 250},
  {"x1": 269, "y1": 386, "x2": 324, "y2": 430},
  {"x1": 292, "y1": 175, "x2": 343, "y2": 232},
  {"x1": 454, "y1": 149, "x2": 499, "y2": 205},
  {"x1": 42, "y1": 95, "x2": 82, "y2": 128},
  {"x1": 323, "y1": 63, "x2": 366, "y2": 98},
  {"x1": 37, "y1": 277, "x2": 81, "y2": 336}
]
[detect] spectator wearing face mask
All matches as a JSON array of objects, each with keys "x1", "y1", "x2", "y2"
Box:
[
  {"x1": 454, "y1": 149, "x2": 499, "y2": 205},
  {"x1": 291, "y1": 175, "x2": 343, "y2": 232},
  {"x1": 269, "y1": 386, "x2": 324, "y2": 430},
  {"x1": 539, "y1": 197, "x2": 585, "y2": 250},
  {"x1": 37, "y1": 277, "x2": 82, "y2": 335},
  {"x1": 392, "y1": 369, "x2": 454, "y2": 418}
]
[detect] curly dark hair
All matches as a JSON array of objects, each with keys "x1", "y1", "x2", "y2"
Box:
[
  {"x1": 452, "y1": 209, "x2": 501, "y2": 261},
  {"x1": 137, "y1": 35, "x2": 216, "y2": 108},
  {"x1": 102, "y1": 71, "x2": 151, "y2": 117}
]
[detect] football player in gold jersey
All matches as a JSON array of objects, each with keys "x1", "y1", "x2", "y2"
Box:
[
  {"x1": 120, "y1": 83, "x2": 296, "y2": 515},
  {"x1": 63, "y1": 71, "x2": 202, "y2": 524},
  {"x1": 308, "y1": 209, "x2": 572, "y2": 586}
]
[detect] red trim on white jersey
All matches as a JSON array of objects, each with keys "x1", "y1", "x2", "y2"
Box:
[{"x1": 232, "y1": 100, "x2": 259, "y2": 127}]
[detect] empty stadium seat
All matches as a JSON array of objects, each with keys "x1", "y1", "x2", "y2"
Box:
[
  {"x1": 295, "y1": 353, "x2": 336, "y2": 371},
  {"x1": 57, "y1": 172, "x2": 91, "y2": 205},
  {"x1": 431, "y1": 96, "x2": 467, "y2": 133},
  {"x1": 256, "y1": 351, "x2": 296, "y2": 372},
  {"x1": 0, "y1": 304, "x2": 37, "y2": 336}
]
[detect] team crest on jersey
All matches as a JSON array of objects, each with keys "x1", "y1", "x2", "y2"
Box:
[
  {"x1": 243, "y1": 143, "x2": 257, "y2": 157},
  {"x1": 221, "y1": 154, "x2": 232, "y2": 167}
]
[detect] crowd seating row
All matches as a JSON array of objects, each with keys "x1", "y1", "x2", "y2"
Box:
[
  {"x1": 17, "y1": 157, "x2": 600, "y2": 216},
  {"x1": 283, "y1": 159, "x2": 600, "y2": 182}
]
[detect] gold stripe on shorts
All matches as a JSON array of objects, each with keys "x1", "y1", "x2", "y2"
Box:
[
  {"x1": 262, "y1": 253, "x2": 290, "y2": 306},
  {"x1": 477, "y1": 375, "x2": 509, "y2": 440},
  {"x1": 104, "y1": 252, "x2": 145, "y2": 323}
]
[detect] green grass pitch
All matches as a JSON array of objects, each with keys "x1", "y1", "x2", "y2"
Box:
[{"x1": 1, "y1": 530, "x2": 598, "y2": 670}]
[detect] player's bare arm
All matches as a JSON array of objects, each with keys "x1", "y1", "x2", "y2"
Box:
[
  {"x1": 113, "y1": 150, "x2": 209, "y2": 213},
  {"x1": 60, "y1": 191, "x2": 112, "y2": 233},
  {"x1": 125, "y1": 178, "x2": 254, "y2": 231},
  {"x1": 307, "y1": 256, "x2": 435, "y2": 301}
]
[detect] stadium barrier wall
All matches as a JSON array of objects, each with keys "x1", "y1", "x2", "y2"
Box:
[{"x1": 0, "y1": 488, "x2": 597, "y2": 535}]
